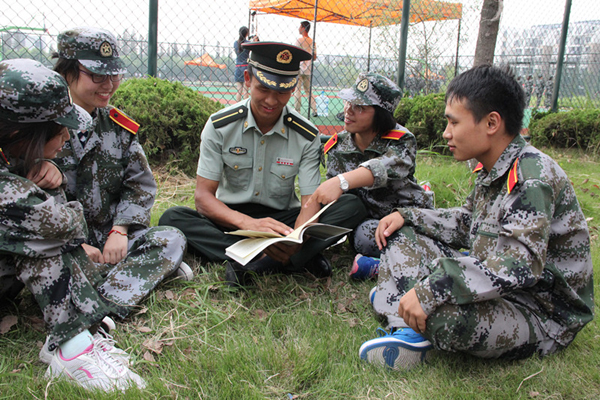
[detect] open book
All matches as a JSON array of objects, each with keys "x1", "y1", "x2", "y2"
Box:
[{"x1": 225, "y1": 202, "x2": 351, "y2": 265}]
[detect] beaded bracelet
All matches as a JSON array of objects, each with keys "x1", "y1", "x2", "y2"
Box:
[{"x1": 108, "y1": 229, "x2": 127, "y2": 237}]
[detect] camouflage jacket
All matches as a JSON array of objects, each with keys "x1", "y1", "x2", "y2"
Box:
[
  {"x1": 0, "y1": 160, "x2": 87, "y2": 260},
  {"x1": 326, "y1": 124, "x2": 433, "y2": 219},
  {"x1": 400, "y1": 135, "x2": 594, "y2": 346},
  {"x1": 53, "y1": 106, "x2": 156, "y2": 248}
]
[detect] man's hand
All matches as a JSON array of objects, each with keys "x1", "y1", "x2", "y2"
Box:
[
  {"x1": 81, "y1": 243, "x2": 105, "y2": 264},
  {"x1": 103, "y1": 227, "x2": 128, "y2": 264},
  {"x1": 304, "y1": 177, "x2": 342, "y2": 209},
  {"x1": 28, "y1": 161, "x2": 63, "y2": 189},
  {"x1": 242, "y1": 217, "x2": 293, "y2": 236},
  {"x1": 375, "y1": 211, "x2": 405, "y2": 250},
  {"x1": 264, "y1": 242, "x2": 300, "y2": 264},
  {"x1": 398, "y1": 288, "x2": 428, "y2": 334}
]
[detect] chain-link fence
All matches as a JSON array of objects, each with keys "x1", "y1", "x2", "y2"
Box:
[{"x1": 1, "y1": 0, "x2": 599, "y2": 133}]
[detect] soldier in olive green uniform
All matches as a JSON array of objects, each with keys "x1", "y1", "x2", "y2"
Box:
[
  {"x1": 360, "y1": 65, "x2": 593, "y2": 371},
  {"x1": 47, "y1": 28, "x2": 189, "y2": 316},
  {"x1": 0, "y1": 59, "x2": 145, "y2": 391},
  {"x1": 159, "y1": 42, "x2": 367, "y2": 285}
]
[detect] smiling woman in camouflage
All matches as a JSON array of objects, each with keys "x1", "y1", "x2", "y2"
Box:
[
  {"x1": 308, "y1": 73, "x2": 433, "y2": 279},
  {"x1": 0, "y1": 58, "x2": 146, "y2": 391},
  {"x1": 38, "y1": 26, "x2": 192, "y2": 321}
]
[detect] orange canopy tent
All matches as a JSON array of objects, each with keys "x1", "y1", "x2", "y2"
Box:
[
  {"x1": 184, "y1": 53, "x2": 227, "y2": 82},
  {"x1": 249, "y1": 0, "x2": 462, "y2": 27},
  {"x1": 249, "y1": 0, "x2": 462, "y2": 71}
]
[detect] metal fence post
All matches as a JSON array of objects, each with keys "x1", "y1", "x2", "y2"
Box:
[
  {"x1": 396, "y1": 0, "x2": 411, "y2": 91},
  {"x1": 552, "y1": 0, "x2": 572, "y2": 112},
  {"x1": 148, "y1": 0, "x2": 159, "y2": 77}
]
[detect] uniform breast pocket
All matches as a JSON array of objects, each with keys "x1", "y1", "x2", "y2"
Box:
[
  {"x1": 223, "y1": 156, "x2": 253, "y2": 191},
  {"x1": 471, "y1": 220, "x2": 501, "y2": 257},
  {"x1": 97, "y1": 161, "x2": 125, "y2": 194},
  {"x1": 268, "y1": 163, "x2": 298, "y2": 198}
]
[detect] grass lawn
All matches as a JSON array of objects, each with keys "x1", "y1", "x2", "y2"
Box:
[{"x1": 1, "y1": 148, "x2": 599, "y2": 399}]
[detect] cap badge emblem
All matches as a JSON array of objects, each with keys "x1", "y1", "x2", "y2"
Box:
[
  {"x1": 276, "y1": 50, "x2": 292, "y2": 64},
  {"x1": 357, "y1": 78, "x2": 369, "y2": 93},
  {"x1": 99, "y1": 41, "x2": 113, "y2": 57}
]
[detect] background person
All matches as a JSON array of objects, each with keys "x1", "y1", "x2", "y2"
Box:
[
  {"x1": 233, "y1": 26, "x2": 250, "y2": 102},
  {"x1": 360, "y1": 65, "x2": 593, "y2": 372},
  {"x1": 293, "y1": 21, "x2": 318, "y2": 117},
  {"x1": 159, "y1": 42, "x2": 367, "y2": 286},
  {"x1": 0, "y1": 58, "x2": 145, "y2": 391},
  {"x1": 309, "y1": 73, "x2": 433, "y2": 279},
  {"x1": 43, "y1": 27, "x2": 190, "y2": 332}
]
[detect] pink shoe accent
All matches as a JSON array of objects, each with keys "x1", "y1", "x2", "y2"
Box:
[
  {"x1": 58, "y1": 344, "x2": 94, "y2": 361},
  {"x1": 350, "y1": 254, "x2": 361, "y2": 276},
  {"x1": 76, "y1": 366, "x2": 94, "y2": 379}
]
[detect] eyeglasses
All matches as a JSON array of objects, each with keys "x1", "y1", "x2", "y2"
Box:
[
  {"x1": 79, "y1": 69, "x2": 123, "y2": 84},
  {"x1": 343, "y1": 101, "x2": 369, "y2": 114}
]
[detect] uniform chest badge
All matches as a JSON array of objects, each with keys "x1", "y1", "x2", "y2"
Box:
[
  {"x1": 229, "y1": 147, "x2": 247, "y2": 155},
  {"x1": 276, "y1": 157, "x2": 294, "y2": 166}
]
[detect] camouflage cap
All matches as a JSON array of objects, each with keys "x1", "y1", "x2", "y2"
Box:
[
  {"x1": 0, "y1": 59, "x2": 92, "y2": 131},
  {"x1": 57, "y1": 27, "x2": 127, "y2": 75},
  {"x1": 338, "y1": 73, "x2": 402, "y2": 114}
]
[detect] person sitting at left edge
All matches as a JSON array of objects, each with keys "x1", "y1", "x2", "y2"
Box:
[
  {"x1": 0, "y1": 58, "x2": 145, "y2": 392},
  {"x1": 159, "y1": 42, "x2": 367, "y2": 286}
]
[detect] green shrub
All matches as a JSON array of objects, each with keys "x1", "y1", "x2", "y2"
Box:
[
  {"x1": 529, "y1": 108, "x2": 600, "y2": 154},
  {"x1": 393, "y1": 93, "x2": 447, "y2": 153},
  {"x1": 111, "y1": 77, "x2": 224, "y2": 176}
]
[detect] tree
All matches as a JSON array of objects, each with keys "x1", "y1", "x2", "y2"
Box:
[{"x1": 473, "y1": 0, "x2": 502, "y2": 66}]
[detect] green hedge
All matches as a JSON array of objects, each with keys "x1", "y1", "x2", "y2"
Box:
[
  {"x1": 529, "y1": 108, "x2": 600, "y2": 154},
  {"x1": 111, "y1": 77, "x2": 223, "y2": 176},
  {"x1": 393, "y1": 93, "x2": 447, "y2": 153}
]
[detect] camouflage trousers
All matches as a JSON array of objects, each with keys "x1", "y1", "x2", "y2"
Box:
[
  {"x1": 0, "y1": 226, "x2": 185, "y2": 351},
  {"x1": 373, "y1": 226, "x2": 560, "y2": 360},
  {"x1": 351, "y1": 218, "x2": 381, "y2": 257}
]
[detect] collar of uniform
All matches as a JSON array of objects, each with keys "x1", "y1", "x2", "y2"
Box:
[
  {"x1": 342, "y1": 124, "x2": 403, "y2": 155},
  {"x1": 244, "y1": 100, "x2": 289, "y2": 138},
  {"x1": 477, "y1": 135, "x2": 527, "y2": 186}
]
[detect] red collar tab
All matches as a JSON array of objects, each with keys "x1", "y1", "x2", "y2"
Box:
[
  {"x1": 323, "y1": 133, "x2": 338, "y2": 155},
  {"x1": 507, "y1": 158, "x2": 519, "y2": 194},
  {"x1": 381, "y1": 129, "x2": 406, "y2": 140},
  {"x1": 472, "y1": 162, "x2": 484, "y2": 173},
  {"x1": 109, "y1": 107, "x2": 140, "y2": 134}
]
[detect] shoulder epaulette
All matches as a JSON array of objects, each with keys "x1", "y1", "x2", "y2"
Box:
[
  {"x1": 381, "y1": 129, "x2": 407, "y2": 140},
  {"x1": 323, "y1": 133, "x2": 338, "y2": 155},
  {"x1": 211, "y1": 105, "x2": 248, "y2": 128},
  {"x1": 472, "y1": 162, "x2": 484, "y2": 173},
  {"x1": 109, "y1": 107, "x2": 139, "y2": 134},
  {"x1": 284, "y1": 113, "x2": 318, "y2": 141},
  {"x1": 507, "y1": 158, "x2": 519, "y2": 194}
]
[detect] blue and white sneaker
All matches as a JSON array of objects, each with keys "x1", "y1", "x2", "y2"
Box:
[
  {"x1": 369, "y1": 286, "x2": 377, "y2": 305},
  {"x1": 350, "y1": 254, "x2": 380, "y2": 280},
  {"x1": 359, "y1": 327, "x2": 432, "y2": 370}
]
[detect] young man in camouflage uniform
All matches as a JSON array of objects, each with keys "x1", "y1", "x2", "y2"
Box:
[
  {"x1": 159, "y1": 42, "x2": 366, "y2": 285},
  {"x1": 0, "y1": 59, "x2": 145, "y2": 391},
  {"x1": 359, "y1": 65, "x2": 594, "y2": 370},
  {"x1": 40, "y1": 27, "x2": 189, "y2": 335}
]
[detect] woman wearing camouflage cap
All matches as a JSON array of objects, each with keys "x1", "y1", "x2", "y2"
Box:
[
  {"x1": 0, "y1": 58, "x2": 145, "y2": 391},
  {"x1": 308, "y1": 73, "x2": 433, "y2": 279},
  {"x1": 45, "y1": 26, "x2": 191, "y2": 319}
]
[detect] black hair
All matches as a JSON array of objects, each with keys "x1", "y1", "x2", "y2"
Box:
[
  {"x1": 52, "y1": 55, "x2": 81, "y2": 84},
  {"x1": 372, "y1": 106, "x2": 397, "y2": 136},
  {"x1": 300, "y1": 21, "x2": 311, "y2": 33},
  {"x1": 0, "y1": 119, "x2": 65, "y2": 178},
  {"x1": 238, "y1": 26, "x2": 249, "y2": 44},
  {"x1": 445, "y1": 65, "x2": 525, "y2": 137}
]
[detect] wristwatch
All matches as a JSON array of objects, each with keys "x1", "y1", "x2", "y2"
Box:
[{"x1": 337, "y1": 174, "x2": 350, "y2": 192}]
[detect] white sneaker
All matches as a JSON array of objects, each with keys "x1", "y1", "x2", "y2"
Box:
[
  {"x1": 45, "y1": 342, "x2": 145, "y2": 392},
  {"x1": 175, "y1": 261, "x2": 194, "y2": 281},
  {"x1": 39, "y1": 317, "x2": 123, "y2": 365}
]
